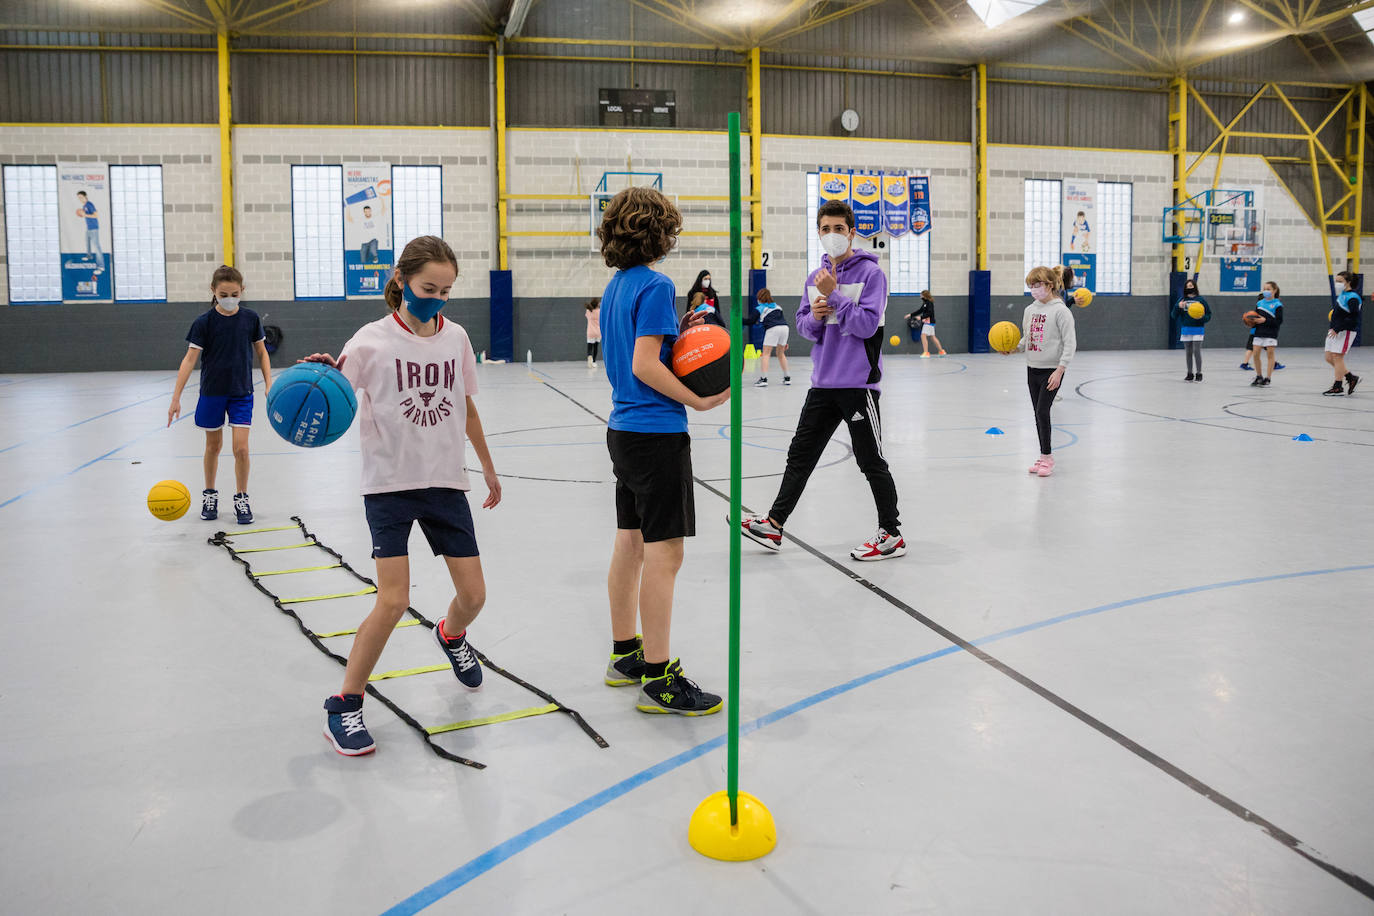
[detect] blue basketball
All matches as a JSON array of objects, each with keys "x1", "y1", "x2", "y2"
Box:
[{"x1": 266, "y1": 362, "x2": 357, "y2": 448}]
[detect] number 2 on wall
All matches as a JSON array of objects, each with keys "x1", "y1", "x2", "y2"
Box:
[{"x1": 760, "y1": 251, "x2": 772, "y2": 269}]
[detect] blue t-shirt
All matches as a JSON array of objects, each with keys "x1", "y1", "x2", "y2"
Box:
[
  {"x1": 187, "y1": 307, "x2": 265, "y2": 398},
  {"x1": 82, "y1": 201, "x2": 98, "y2": 229},
  {"x1": 601, "y1": 265, "x2": 686, "y2": 433}
]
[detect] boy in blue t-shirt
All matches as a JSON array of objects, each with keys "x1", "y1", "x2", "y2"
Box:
[
  {"x1": 597, "y1": 187, "x2": 729, "y2": 716},
  {"x1": 75, "y1": 190, "x2": 104, "y2": 275},
  {"x1": 168, "y1": 265, "x2": 272, "y2": 523}
]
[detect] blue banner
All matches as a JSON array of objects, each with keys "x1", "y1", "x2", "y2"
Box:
[
  {"x1": 909, "y1": 176, "x2": 931, "y2": 235},
  {"x1": 882, "y1": 171, "x2": 909, "y2": 237},
  {"x1": 850, "y1": 170, "x2": 882, "y2": 238},
  {"x1": 1064, "y1": 252, "x2": 1095, "y2": 292},
  {"x1": 1220, "y1": 257, "x2": 1262, "y2": 293}
]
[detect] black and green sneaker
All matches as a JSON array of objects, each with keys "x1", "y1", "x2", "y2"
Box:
[
  {"x1": 605, "y1": 639, "x2": 646, "y2": 687},
  {"x1": 637, "y1": 659, "x2": 722, "y2": 716}
]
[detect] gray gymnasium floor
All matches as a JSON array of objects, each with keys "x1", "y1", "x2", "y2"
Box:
[{"x1": 1, "y1": 347, "x2": 1371, "y2": 915}]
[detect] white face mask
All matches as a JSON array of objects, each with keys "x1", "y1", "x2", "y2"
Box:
[
  {"x1": 819, "y1": 231, "x2": 851, "y2": 260},
  {"x1": 1030, "y1": 284, "x2": 1052, "y2": 303},
  {"x1": 216, "y1": 296, "x2": 240, "y2": 313},
  {"x1": 701, "y1": 278, "x2": 711, "y2": 289}
]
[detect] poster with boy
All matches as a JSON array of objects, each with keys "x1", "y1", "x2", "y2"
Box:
[
  {"x1": 58, "y1": 162, "x2": 113, "y2": 301},
  {"x1": 1061, "y1": 178, "x2": 1095, "y2": 291},
  {"x1": 343, "y1": 163, "x2": 392, "y2": 297}
]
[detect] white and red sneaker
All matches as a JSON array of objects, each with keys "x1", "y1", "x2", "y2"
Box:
[
  {"x1": 1037, "y1": 456, "x2": 1055, "y2": 477},
  {"x1": 850, "y1": 528, "x2": 906, "y2": 561},
  {"x1": 739, "y1": 515, "x2": 783, "y2": 551}
]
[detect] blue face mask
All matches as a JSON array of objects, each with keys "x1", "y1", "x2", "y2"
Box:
[
  {"x1": 1262, "y1": 289, "x2": 1274, "y2": 299},
  {"x1": 402, "y1": 281, "x2": 446, "y2": 323}
]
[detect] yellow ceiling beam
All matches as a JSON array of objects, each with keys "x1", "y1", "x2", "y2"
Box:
[
  {"x1": 628, "y1": 0, "x2": 739, "y2": 47},
  {"x1": 233, "y1": 0, "x2": 341, "y2": 29},
  {"x1": 765, "y1": 0, "x2": 887, "y2": 45},
  {"x1": 135, "y1": 0, "x2": 215, "y2": 29}
]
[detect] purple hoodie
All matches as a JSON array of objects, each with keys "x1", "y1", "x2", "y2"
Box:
[{"x1": 796, "y1": 247, "x2": 888, "y2": 390}]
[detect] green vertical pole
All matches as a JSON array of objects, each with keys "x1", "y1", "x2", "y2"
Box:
[{"x1": 726, "y1": 111, "x2": 743, "y2": 826}]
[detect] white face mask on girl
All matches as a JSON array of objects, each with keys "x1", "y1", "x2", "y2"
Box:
[
  {"x1": 701, "y1": 278, "x2": 711, "y2": 289},
  {"x1": 216, "y1": 296, "x2": 240, "y2": 313},
  {"x1": 820, "y1": 232, "x2": 851, "y2": 260},
  {"x1": 1029, "y1": 283, "x2": 1052, "y2": 303}
]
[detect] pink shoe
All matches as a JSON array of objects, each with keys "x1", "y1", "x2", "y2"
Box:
[
  {"x1": 1028, "y1": 456, "x2": 1047, "y2": 474},
  {"x1": 1037, "y1": 456, "x2": 1055, "y2": 477}
]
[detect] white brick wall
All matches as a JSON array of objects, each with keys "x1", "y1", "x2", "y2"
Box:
[
  {"x1": 0, "y1": 126, "x2": 221, "y2": 305},
  {"x1": 233, "y1": 126, "x2": 493, "y2": 301}
]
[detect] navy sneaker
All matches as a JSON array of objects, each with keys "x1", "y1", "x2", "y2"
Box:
[
  {"x1": 200, "y1": 489, "x2": 218, "y2": 520},
  {"x1": 637, "y1": 659, "x2": 722, "y2": 716},
  {"x1": 323, "y1": 694, "x2": 375, "y2": 756},
  {"x1": 233, "y1": 492, "x2": 252, "y2": 524},
  {"x1": 605, "y1": 638, "x2": 645, "y2": 686},
  {"x1": 1274, "y1": 362, "x2": 1285, "y2": 370},
  {"x1": 434, "y1": 620, "x2": 483, "y2": 688},
  {"x1": 1239, "y1": 362, "x2": 1251, "y2": 370}
]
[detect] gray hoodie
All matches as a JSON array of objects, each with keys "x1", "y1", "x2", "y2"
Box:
[{"x1": 1021, "y1": 297, "x2": 1076, "y2": 369}]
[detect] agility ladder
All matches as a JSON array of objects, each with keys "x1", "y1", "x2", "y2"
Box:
[{"x1": 209, "y1": 516, "x2": 608, "y2": 769}]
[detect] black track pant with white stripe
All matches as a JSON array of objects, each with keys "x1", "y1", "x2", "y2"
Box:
[{"x1": 768, "y1": 387, "x2": 901, "y2": 535}]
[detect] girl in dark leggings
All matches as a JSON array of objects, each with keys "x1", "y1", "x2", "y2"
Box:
[{"x1": 1018, "y1": 265, "x2": 1077, "y2": 477}]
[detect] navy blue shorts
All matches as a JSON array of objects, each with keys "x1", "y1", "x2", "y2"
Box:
[
  {"x1": 363, "y1": 487, "x2": 479, "y2": 559},
  {"x1": 196, "y1": 394, "x2": 254, "y2": 430}
]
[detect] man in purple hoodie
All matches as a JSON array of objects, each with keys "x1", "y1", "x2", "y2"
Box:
[{"x1": 738, "y1": 199, "x2": 905, "y2": 561}]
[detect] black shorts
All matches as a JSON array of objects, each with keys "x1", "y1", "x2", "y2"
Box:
[
  {"x1": 607, "y1": 429, "x2": 695, "y2": 542},
  {"x1": 363, "y1": 487, "x2": 479, "y2": 559}
]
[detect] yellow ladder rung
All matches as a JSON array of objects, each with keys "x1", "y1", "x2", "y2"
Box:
[
  {"x1": 226, "y1": 524, "x2": 302, "y2": 536},
  {"x1": 426, "y1": 704, "x2": 560, "y2": 735},
  {"x1": 279, "y1": 587, "x2": 377, "y2": 604},
  {"x1": 234, "y1": 541, "x2": 316, "y2": 554},
  {"x1": 252, "y1": 563, "x2": 343, "y2": 578},
  {"x1": 315, "y1": 619, "x2": 422, "y2": 639},
  {"x1": 369, "y1": 663, "x2": 449, "y2": 682}
]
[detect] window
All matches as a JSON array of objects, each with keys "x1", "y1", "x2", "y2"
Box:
[
  {"x1": 291, "y1": 165, "x2": 343, "y2": 299},
  {"x1": 1023, "y1": 178, "x2": 1061, "y2": 290},
  {"x1": 110, "y1": 165, "x2": 166, "y2": 301},
  {"x1": 391, "y1": 166, "x2": 443, "y2": 254},
  {"x1": 1095, "y1": 181, "x2": 1132, "y2": 294},
  {"x1": 2, "y1": 165, "x2": 61, "y2": 304},
  {"x1": 806, "y1": 171, "x2": 930, "y2": 294}
]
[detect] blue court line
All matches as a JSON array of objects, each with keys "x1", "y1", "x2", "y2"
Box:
[
  {"x1": 0, "y1": 387, "x2": 189, "y2": 456},
  {"x1": 381, "y1": 561, "x2": 1374, "y2": 915}
]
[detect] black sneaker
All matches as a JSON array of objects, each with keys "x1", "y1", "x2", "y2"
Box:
[
  {"x1": 1250, "y1": 376, "x2": 1263, "y2": 387},
  {"x1": 200, "y1": 488, "x2": 218, "y2": 520},
  {"x1": 323, "y1": 694, "x2": 375, "y2": 756},
  {"x1": 433, "y1": 620, "x2": 483, "y2": 688},
  {"x1": 1184, "y1": 373, "x2": 1195, "y2": 382},
  {"x1": 1195, "y1": 373, "x2": 1203, "y2": 382},
  {"x1": 637, "y1": 659, "x2": 722, "y2": 716},
  {"x1": 233, "y1": 492, "x2": 252, "y2": 524},
  {"x1": 605, "y1": 639, "x2": 646, "y2": 687},
  {"x1": 1347, "y1": 373, "x2": 1361, "y2": 396},
  {"x1": 1323, "y1": 382, "x2": 1346, "y2": 397},
  {"x1": 1260, "y1": 377, "x2": 1271, "y2": 387},
  {"x1": 783, "y1": 376, "x2": 792, "y2": 386}
]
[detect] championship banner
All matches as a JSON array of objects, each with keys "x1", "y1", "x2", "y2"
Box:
[
  {"x1": 882, "y1": 171, "x2": 910, "y2": 237},
  {"x1": 1220, "y1": 257, "x2": 1262, "y2": 293},
  {"x1": 57, "y1": 162, "x2": 112, "y2": 301},
  {"x1": 850, "y1": 170, "x2": 882, "y2": 238},
  {"x1": 909, "y1": 175, "x2": 931, "y2": 236},
  {"x1": 817, "y1": 168, "x2": 851, "y2": 210},
  {"x1": 1061, "y1": 178, "x2": 1096, "y2": 291},
  {"x1": 343, "y1": 163, "x2": 393, "y2": 297}
]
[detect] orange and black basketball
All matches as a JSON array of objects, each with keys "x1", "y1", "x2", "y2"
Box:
[
  {"x1": 671, "y1": 324, "x2": 731, "y2": 396},
  {"x1": 1242, "y1": 310, "x2": 1262, "y2": 327}
]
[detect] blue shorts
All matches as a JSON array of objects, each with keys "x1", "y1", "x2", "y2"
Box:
[
  {"x1": 196, "y1": 394, "x2": 254, "y2": 430},
  {"x1": 363, "y1": 487, "x2": 479, "y2": 559}
]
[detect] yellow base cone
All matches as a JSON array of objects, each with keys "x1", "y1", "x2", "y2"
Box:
[
  {"x1": 743, "y1": 344, "x2": 758, "y2": 360},
  {"x1": 688, "y1": 790, "x2": 776, "y2": 861}
]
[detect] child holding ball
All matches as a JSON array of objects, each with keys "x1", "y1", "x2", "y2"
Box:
[
  {"x1": 1171, "y1": 277, "x2": 1211, "y2": 381},
  {"x1": 598, "y1": 187, "x2": 729, "y2": 716},
  {"x1": 302, "y1": 235, "x2": 502, "y2": 756},
  {"x1": 167, "y1": 265, "x2": 271, "y2": 524}
]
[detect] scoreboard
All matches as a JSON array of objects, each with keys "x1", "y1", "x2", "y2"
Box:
[{"x1": 598, "y1": 88, "x2": 676, "y2": 127}]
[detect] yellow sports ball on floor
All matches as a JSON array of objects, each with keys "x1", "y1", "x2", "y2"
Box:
[
  {"x1": 147, "y1": 479, "x2": 191, "y2": 521},
  {"x1": 889, "y1": 335, "x2": 901, "y2": 346},
  {"x1": 988, "y1": 320, "x2": 1021, "y2": 354},
  {"x1": 1072, "y1": 287, "x2": 1094, "y2": 308},
  {"x1": 1187, "y1": 302, "x2": 1205, "y2": 319}
]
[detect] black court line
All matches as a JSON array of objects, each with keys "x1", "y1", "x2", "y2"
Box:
[
  {"x1": 1220, "y1": 400, "x2": 1374, "y2": 434},
  {"x1": 531, "y1": 371, "x2": 1374, "y2": 902},
  {"x1": 1075, "y1": 371, "x2": 1374, "y2": 447}
]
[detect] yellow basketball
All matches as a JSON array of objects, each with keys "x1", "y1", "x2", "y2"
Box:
[
  {"x1": 1072, "y1": 287, "x2": 1094, "y2": 308},
  {"x1": 147, "y1": 479, "x2": 191, "y2": 521},
  {"x1": 1187, "y1": 302, "x2": 1204, "y2": 320},
  {"x1": 1329, "y1": 309, "x2": 1334, "y2": 320},
  {"x1": 889, "y1": 335, "x2": 901, "y2": 346},
  {"x1": 988, "y1": 320, "x2": 1021, "y2": 354}
]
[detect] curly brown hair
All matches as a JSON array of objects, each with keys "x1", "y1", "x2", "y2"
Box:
[
  {"x1": 596, "y1": 187, "x2": 682, "y2": 270},
  {"x1": 384, "y1": 235, "x2": 458, "y2": 313}
]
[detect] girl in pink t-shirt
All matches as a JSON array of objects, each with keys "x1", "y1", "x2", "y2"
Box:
[
  {"x1": 303, "y1": 235, "x2": 502, "y2": 756},
  {"x1": 586, "y1": 297, "x2": 601, "y2": 366}
]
